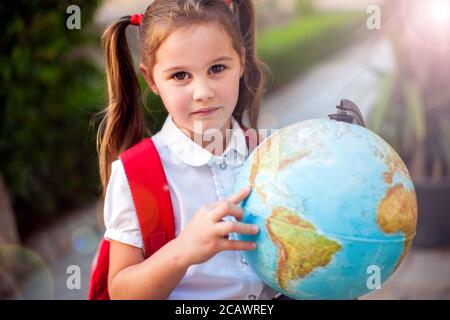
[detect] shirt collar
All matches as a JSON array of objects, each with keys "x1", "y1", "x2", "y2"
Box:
[{"x1": 159, "y1": 115, "x2": 248, "y2": 167}]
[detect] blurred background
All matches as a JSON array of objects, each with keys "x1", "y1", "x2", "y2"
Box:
[{"x1": 0, "y1": 0, "x2": 449, "y2": 299}]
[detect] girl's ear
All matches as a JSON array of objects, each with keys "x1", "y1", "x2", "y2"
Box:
[
  {"x1": 240, "y1": 47, "x2": 246, "y2": 78},
  {"x1": 139, "y1": 63, "x2": 159, "y2": 95}
]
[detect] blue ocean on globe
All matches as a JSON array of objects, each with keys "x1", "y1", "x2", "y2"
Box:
[{"x1": 234, "y1": 119, "x2": 417, "y2": 300}]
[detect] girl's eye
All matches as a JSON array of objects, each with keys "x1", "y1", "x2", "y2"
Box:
[
  {"x1": 172, "y1": 72, "x2": 189, "y2": 81},
  {"x1": 211, "y1": 64, "x2": 226, "y2": 74},
  {"x1": 171, "y1": 65, "x2": 226, "y2": 81}
]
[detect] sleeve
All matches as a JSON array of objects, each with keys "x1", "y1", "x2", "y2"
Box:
[{"x1": 103, "y1": 160, "x2": 143, "y2": 249}]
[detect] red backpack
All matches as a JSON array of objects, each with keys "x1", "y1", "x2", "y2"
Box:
[
  {"x1": 88, "y1": 138, "x2": 175, "y2": 300},
  {"x1": 88, "y1": 130, "x2": 258, "y2": 300}
]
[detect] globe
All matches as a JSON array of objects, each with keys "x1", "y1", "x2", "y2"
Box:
[{"x1": 234, "y1": 119, "x2": 417, "y2": 300}]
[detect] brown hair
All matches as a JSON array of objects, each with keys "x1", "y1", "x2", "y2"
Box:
[{"x1": 96, "y1": 0, "x2": 269, "y2": 195}]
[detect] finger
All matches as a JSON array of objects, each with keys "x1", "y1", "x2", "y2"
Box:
[
  {"x1": 219, "y1": 239, "x2": 256, "y2": 251},
  {"x1": 228, "y1": 186, "x2": 252, "y2": 205},
  {"x1": 212, "y1": 201, "x2": 244, "y2": 221},
  {"x1": 215, "y1": 221, "x2": 259, "y2": 237}
]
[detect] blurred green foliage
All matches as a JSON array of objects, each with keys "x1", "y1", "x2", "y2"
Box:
[
  {"x1": 0, "y1": 1, "x2": 103, "y2": 238},
  {"x1": 294, "y1": 0, "x2": 315, "y2": 15},
  {"x1": 258, "y1": 11, "x2": 365, "y2": 91}
]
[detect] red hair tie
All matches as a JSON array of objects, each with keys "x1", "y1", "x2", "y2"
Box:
[
  {"x1": 131, "y1": 1, "x2": 230, "y2": 26},
  {"x1": 130, "y1": 13, "x2": 143, "y2": 26}
]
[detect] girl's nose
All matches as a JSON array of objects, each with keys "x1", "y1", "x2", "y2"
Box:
[{"x1": 192, "y1": 78, "x2": 215, "y2": 102}]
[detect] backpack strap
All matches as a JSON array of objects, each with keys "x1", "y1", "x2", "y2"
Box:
[{"x1": 120, "y1": 138, "x2": 175, "y2": 259}]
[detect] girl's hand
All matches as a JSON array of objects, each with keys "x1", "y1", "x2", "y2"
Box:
[{"x1": 174, "y1": 186, "x2": 258, "y2": 267}]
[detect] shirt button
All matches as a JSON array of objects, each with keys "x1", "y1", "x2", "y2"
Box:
[
  {"x1": 248, "y1": 294, "x2": 257, "y2": 300},
  {"x1": 219, "y1": 162, "x2": 227, "y2": 170},
  {"x1": 241, "y1": 257, "x2": 248, "y2": 265}
]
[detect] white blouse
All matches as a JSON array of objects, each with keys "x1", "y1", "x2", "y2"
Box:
[{"x1": 103, "y1": 115, "x2": 279, "y2": 300}]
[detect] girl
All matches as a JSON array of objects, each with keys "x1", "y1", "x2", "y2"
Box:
[{"x1": 97, "y1": 0, "x2": 277, "y2": 300}]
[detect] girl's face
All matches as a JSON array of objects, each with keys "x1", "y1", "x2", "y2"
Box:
[{"x1": 140, "y1": 22, "x2": 245, "y2": 140}]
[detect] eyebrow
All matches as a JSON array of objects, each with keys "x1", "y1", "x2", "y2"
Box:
[{"x1": 163, "y1": 56, "x2": 234, "y2": 74}]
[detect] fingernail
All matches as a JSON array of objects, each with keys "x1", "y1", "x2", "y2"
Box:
[{"x1": 251, "y1": 225, "x2": 259, "y2": 233}]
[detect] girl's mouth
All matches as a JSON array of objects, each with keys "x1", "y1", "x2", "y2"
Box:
[{"x1": 191, "y1": 106, "x2": 221, "y2": 116}]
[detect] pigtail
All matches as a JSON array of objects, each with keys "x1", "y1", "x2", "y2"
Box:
[
  {"x1": 233, "y1": 0, "x2": 270, "y2": 131},
  {"x1": 97, "y1": 16, "x2": 147, "y2": 196}
]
